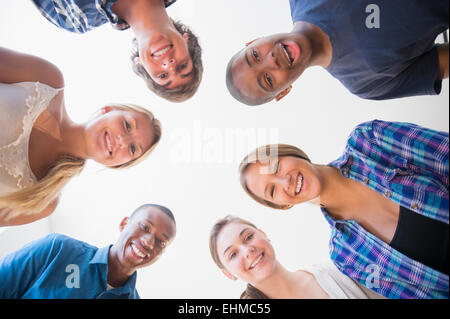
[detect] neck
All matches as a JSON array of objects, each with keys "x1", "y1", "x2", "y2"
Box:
[
  {"x1": 112, "y1": 0, "x2": 171, "y2": 36},
  {"x1": 252, "y1": 261, "x2": 303, "y2": 299},
  {"x1": 57, "y1": 118, "x2": 88, "y2": 160},
  {"x1": 107, "y1": 245, "x2": 135, "y2": 287},
  {"x1": 314, "y1": 165, "x2": 358, "y2": 220},
  {"x1": 292, "y1": 21, "x2": 332, "y2": 68}
]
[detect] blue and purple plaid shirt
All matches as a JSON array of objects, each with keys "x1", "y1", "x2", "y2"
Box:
[
  {"x1": 32, "y1": 0, "x2": 176, "y2": 34},
  {"x1": 323, "y1": 120, "x2": 449, "y2": 299}
]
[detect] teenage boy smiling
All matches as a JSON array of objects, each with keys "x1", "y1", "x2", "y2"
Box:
[
  {"x1": 0, "y1": 204, "x2": 176, "y2": 298},
  {"x1": 226, "y1": 0, "x2": 449, "y2": 106},
  {"x1": 32, "y1": 0, "x2": 203, "y2": 102}
]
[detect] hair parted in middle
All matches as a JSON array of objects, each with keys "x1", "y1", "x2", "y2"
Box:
[
  {"x1": 239, "y1": 144, "x2": 311, "y2": 210},
  {"x1": 209, "y1": 215, "x2": 269, "y2": 299}
]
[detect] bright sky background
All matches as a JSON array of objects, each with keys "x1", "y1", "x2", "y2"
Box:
[{"x1": 0, "y1": 0, "x2": 448, "y2": 298}]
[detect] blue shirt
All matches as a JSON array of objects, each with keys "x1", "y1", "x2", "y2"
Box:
[
  {"x1": 32, "y1": 0, "x2": 176, "y2": 33},
  {"x1": 0, "y1": 233, "x2": 140, "y2": 299},
  {"x1": 290, "y1": 0, "x2": 449, "y2": 100},
  {"x1": 323, "y1": 120, "x2": 449, "y2": 298}
]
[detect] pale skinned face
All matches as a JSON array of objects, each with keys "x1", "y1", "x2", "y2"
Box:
[
  {"x1": 231, "y1": 33, "x2": 311, "y2": 103},
  {"x1": 113, "y1": 207, "x2": 176, "y2": 272},
  {"x1": 85, "y1": 107, "x2": 155, "y2": 167},
  {"x1": 244, "y1": 156, "x2": 322, "y2": 208},
  {"x1": 217, "y1": 222, "x2": 276, "y2": 284},
  {"x1": 136, "y1": 30, "x2": 193, "y2": 90}
]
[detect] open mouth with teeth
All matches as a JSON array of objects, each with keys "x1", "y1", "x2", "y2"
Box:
[
  {"x1": 130, "y1": 242, "x2": 150, "y2": 260},
  {"x1": 151, "y1": 44, "x2": 173, "y2": 58},
  {"x1": 281, "y1": 42, "x2": 300, "y2": 66},
  {"x1": 249, "y1": 253, "x2": 264, "y2": 270},
  {"x1": 104, "y1": 131, "x2": 113, "y2": 156},
  {"x1": 295, "y1": 172, "x2": 303, "y2": 195}
]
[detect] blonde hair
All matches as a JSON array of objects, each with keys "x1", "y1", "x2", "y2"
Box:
[
  {"x1": 0, "y1": 103, "x2": 161, "y2": 221},
  {"x1": 239, "y1": 144, "x2": 311, "y2": 210},
  {"x1": 209, "y1": 215, "x2": 269, "y2": 299}
]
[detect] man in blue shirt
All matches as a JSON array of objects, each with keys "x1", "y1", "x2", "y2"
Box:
[
  {"x1": 0, "y1": 203, "x2": 176, "y2": 298},
  {"x1": 226, "y1": 0, "x2": 449, "y2": 105},
  {"x1": 32, "y1": 0, "x2": 203, "y2": 103}
]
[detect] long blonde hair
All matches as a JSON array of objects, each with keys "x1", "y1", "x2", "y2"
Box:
[
  {"x1": 239, "y1": 144, "x2": 311, "y2": 210},
  {"x1": 0, "y1": 103, "x2": 161, "y2": 221}
]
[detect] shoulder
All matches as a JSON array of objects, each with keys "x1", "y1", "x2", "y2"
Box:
[{"x1": 39, "y1": 233, "x2": 93, "y2": 255}]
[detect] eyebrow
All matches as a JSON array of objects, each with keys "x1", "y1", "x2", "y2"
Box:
[
  {"x1": 245, "y1": 51, "x2": 252, "y2": 67},
  {"x1": 222, "y1": 227, "x2": 250, "y2": 257},
  {"x1": 159, "y1": 80, "x2": 173, "y2": 88},
  {"x1": 133, "y1": 118, "x2": 143, "y2": 156},
  {"x1": 264, "y1": 184, "x2": 270, "y2": 199},
  {"x1": 181, "y1": 71, "x2": 193, "y2": 79}
]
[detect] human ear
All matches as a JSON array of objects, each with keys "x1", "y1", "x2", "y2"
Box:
[
  {"x1": 275, "y1": 85, "x2": 292, "y2": 102},
  {"x1": 119, "y1": 217, "x2": 129, "y2": 232},
  {"x1": 133, "y1": 56, "x2": 141, "y2": 67},
  {"x1": 245, "y1": 39, "x2": 258, "y2": 46},
  {"x1": 221, "y1": 269, "x2": 237, "y2": 281},
  {"x1": 182, "y1": 32, "x2": 190, "y2": 41},
  {"x1": 101, "y1": 106, "x2": 113, "y2": 114}
]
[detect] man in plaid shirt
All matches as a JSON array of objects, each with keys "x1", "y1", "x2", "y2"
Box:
[
  {"x1": 324, "y1": 120, "x2": 448, "y2": 298},
  {"x1": 31, "y1": 0, "x2": 203, "y2": 103}
]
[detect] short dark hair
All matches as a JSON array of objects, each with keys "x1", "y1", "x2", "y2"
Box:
[
  {"x1": 131, "y1": 19, "x2": 203, "y2": 103},
  {"x1": 225, "y1": 50, "x2": 273, "y2": 106},
  {"x1": 131, "y1": 203, "x2": 176, "y2": 225}
]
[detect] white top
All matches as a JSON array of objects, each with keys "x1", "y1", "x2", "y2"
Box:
[
  {"x1": 0, "y1": 81, "x2": 63, "y2": 195},
  {"x1": 304, "y1": 262, "x2": 385, "y2": 299}
]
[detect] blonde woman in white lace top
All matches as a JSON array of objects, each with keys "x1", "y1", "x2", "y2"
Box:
[{"x1": 0, "y1": 47, "x2": 162, "y2": 226}]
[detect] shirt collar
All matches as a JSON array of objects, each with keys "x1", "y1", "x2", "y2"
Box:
[
  {"x1": 89, "y1": 245, "x2": 139, "y2": 297},
  {"x1": 106, "y1": 272, "x2": 138, "y2": 296}
]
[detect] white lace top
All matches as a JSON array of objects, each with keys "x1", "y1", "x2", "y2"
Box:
[
  {"x1": 304, "y1": 262, "x2": 385, "y2": 299},
  {"x1": 0, "y1": 81, "x2": 63, "y2": 195}
]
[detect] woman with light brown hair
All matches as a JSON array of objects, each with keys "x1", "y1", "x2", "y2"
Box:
[
  {"x1": 0, "y1": 47, "x2": 162, "y2": 226},
  {"x1": 209, "y1": 215, "x2": 383, "y2": 299},
  {"x1": 237, "y1": 120, "x2": 449, "y2": 299}
]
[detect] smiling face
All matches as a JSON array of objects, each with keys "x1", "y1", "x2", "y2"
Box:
[
  {"x1": 137, "y1": 29, "x2": 193, "y2": 90},
  {"x1": 243, "y1": 156, "x2": 322, "y2": 208},
  {"x1": 216, "y1": 222, "x2": 276, "y2": 284},
  {"x1": 113, "y1": 206, "x2": 176, "y2": 273},
  {"x1": 85, "y1": 107, "x2": 155, "y2": 167},
  {"x1": 229, "y1": 33, "x2": 311, "y2": 105}
]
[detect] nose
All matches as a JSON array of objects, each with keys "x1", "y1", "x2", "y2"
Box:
[
  {"x1": 264, "y1": 51, "x2": 279, "y2": 69},
  {"x1": 245, "y1": 246, "x2": 256, "y2": 258},
  {"x1": 117, "y1": 134, "x2": 132, "y2": 148},
  {"x1": 162, "y1": 58, "x2": 176, "y2": 71},
  {"x1": 141, "y1": 233, "x2": 155, "y2": 250},
  {"x1": 274, "y1": 174, "x2": 291, "y2": 192}
]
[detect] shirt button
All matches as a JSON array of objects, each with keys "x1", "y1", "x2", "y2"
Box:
[
  {"x1": 363, "y1": 178, "x2": 370, "y2": 184},
  {"x1": 385, "y1": 191, "x2": 392, "y2": 198},
  {"x1": 342, "y1": 168, "x2": 349, "y2": 175},
  {"x1": 411, "y1": 203, "x2": 419, "y2": 210}
]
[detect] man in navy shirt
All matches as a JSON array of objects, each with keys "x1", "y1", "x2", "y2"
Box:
[
  {"x1": 32, "y1": 0, "x2": 203, "y2": 103},
  {"x1": 226, "y1": 0, "x2": 449, "y2": 105},
  {"x1": 0, "y1": 203, "x2": 176, "y2": 298}
]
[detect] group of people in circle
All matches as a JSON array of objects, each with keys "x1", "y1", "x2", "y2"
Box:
[{"x1": 0, "y1": 0, "x2": 448, "y2": 299}]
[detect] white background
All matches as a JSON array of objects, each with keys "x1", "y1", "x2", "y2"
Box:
[{"x1": 0, "y1": 0, "x2": 448, "y2": 298}]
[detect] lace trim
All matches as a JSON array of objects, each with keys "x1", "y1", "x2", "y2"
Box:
[{"x1": 0, "y1": 82, "x2": 62, "y2": 189}]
